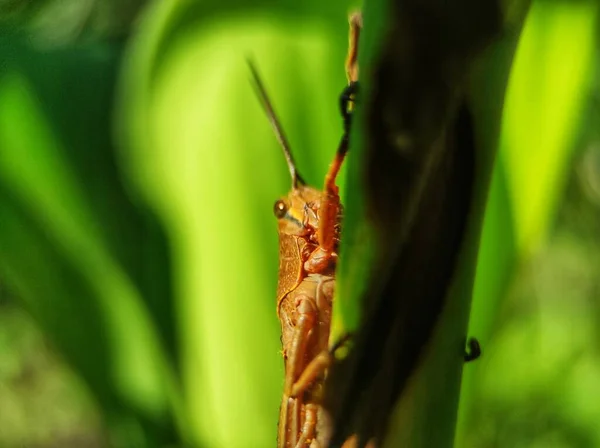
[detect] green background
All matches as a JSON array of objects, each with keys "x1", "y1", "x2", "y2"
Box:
[{"x1": 0, "y1": 0, "x2": 598, "y2": 447}]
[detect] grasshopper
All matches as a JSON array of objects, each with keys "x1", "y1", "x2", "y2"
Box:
[{"x1": 249, "y1": 14, "x2": 361, "y2": 448}]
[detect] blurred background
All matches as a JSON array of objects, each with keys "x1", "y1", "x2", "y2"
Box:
[{"x1": 0, "y1": 0, "x2": 598, "y2": 447}]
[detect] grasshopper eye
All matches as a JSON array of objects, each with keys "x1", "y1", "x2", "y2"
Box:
[{"x1": 274, "y1": 200, "x2": 288, "y2": 218}]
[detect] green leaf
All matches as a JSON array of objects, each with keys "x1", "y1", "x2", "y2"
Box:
[
  {"x1": 457, "y1": 0, "x2": 599, "y2": 444},
  {"x1": 0, "y1": 33, "x2": 182, "y2": 446}
]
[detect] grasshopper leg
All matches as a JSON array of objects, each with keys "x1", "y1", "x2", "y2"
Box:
[
  {"x1": 285, "y1": 296, "x2": 318, "y2": 394},
  {"x1": 291, "y1": 334, "x2": 352, "y2": 398},
  {"x1": 342, "y1": 11, "x2": 361, "y2": 135},
  {"x1": 310, "y1": 81, "x2": 359, "y2": 268},
  {"x1": 295, "y1": 403, "x2": 319, "y2": 448},
  {"x1": 345, "y1": 11, "x2": 362, "y2": 84},
  {"x1": 339, "y1": 81, "x2": 359, "y2": 134},
  {"x1": 291, "y1": 351, "x2": 331, "y2": 398},
  {"x1": 279, "y1": 396, "x2": 301, "y2": 448},
  {"x1": 281, "y1": 295, "x2": 318, "y2": 447},
  {"x1": 308, "y1": 129, "x2": 349, "y2": 270},
  {"x1": 464, "y1": 337, "x2": 482, "y2": 362}
]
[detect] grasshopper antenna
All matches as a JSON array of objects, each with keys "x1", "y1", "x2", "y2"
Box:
[{"x1": 248, "y1": 59, "x2": 305, "y2": 188}]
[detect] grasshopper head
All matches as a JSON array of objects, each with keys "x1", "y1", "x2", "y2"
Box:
[{"x1": 273, "y1": 185, "x2": 322, "y2": 237}]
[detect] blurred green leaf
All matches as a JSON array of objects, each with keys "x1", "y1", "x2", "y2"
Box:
[
  {"x1": 503, "y1": 0, "x2": 599, "y2": 254},
  {"x1": 457, "y1": 0, "x2": 599, "y2": 445},
  {"x1": 1, "y1": 0, "x2": 595, "y2": 446},
  {"x1": 0, "y1": 33, "x2": 182, "y2": 446}
]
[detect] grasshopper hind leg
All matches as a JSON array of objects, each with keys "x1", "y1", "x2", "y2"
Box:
[
  {"x1": 339, "y1": 81, "x2": 359, "y2": 135},
  {"x1": 295, "y1": 403, "x2": 320, "y2": 448}
]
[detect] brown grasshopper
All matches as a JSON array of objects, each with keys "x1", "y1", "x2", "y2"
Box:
[{"x1": 249, "y1": 13, "x2": 361, "y2": 448}]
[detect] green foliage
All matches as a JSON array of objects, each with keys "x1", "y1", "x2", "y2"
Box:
[
  {"x1": 0, "y1": 0, "x2": 598, "y2": 447},
  {"x1": 0, "y1": 31, "x2": 183, "y2": 446},
  {"x1": 458, "y1": 0, "x2": 600, "y2": 445}
]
